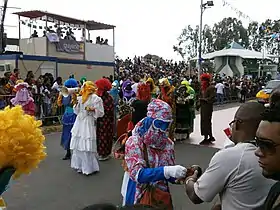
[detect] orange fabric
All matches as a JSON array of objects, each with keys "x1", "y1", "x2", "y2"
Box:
[
  {"x1": 127, "y1": 121, "x2": 134, "y2": 132},
  {"x1": 117, "y1": 114, "x2": 131, "y2": 138}
]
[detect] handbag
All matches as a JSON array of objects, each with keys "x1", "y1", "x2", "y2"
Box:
[{"x1": 138, "y1": 143, "x2": 173, "y2": 210}]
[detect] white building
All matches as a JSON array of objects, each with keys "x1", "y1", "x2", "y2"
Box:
[{"x1": 200, "y1": 41, "x2": 277, "y2": 77}]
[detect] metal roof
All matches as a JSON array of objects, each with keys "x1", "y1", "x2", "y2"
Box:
[{"x1": 13, "y1": 10, "x2": 115, "y2": 30}]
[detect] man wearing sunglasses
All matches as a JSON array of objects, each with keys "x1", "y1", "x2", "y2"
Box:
[
  {"x1": 255, "y1": 88, "x2": 280, "y2": 210},
  {"x1": 185, "y1": 102, "x2": 275, "y2": 210}
]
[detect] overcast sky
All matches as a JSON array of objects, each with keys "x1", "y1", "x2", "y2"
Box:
[{"x1": 4, "y1": 0, "x2": 280, "y2": 60}]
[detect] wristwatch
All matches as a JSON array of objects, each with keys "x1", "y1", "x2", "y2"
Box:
[{"x1": 185, "y1": 178, "x2": 196, "y2": 185}]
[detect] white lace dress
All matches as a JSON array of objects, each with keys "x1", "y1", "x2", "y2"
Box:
[{"x1": 70, "y1": 94, "x2": 104, "y2": 175}]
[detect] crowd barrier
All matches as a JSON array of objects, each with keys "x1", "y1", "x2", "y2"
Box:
[
  {"x1": 0, "y1": 93, "x2": 64, "y2": 126},
  {"x1": 0, "y1": 88, "x2": 257, "y2": 126}
]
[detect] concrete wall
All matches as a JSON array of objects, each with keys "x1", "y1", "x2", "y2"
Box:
[
  {"x1": 85, "y1": 43, "x2": 114, "y2": 62},
  {"x1": 215, "y1": 56, "x2": 245, "y2": 77},
  {"x1": 19, "y1": 38, "x2": 114, "y2": 63},
  {"x1": 236, "y1": 57, "x2": 244, "y2": 76},
  {"x1": 214, "y1": 57, "x2": 222, "y2": 71},
  {"x1": 220, "y1": 65, "x2": 233, "y2": 77},
  {"x1": 19, "y1": 38, "x2": 47, "y2": 56},
  {"x1": 57, "y1": 63, "x2": 113, "y2": 81},
  {"x1": 17, "y1": 60, "x2": 56, "y2": 79}
]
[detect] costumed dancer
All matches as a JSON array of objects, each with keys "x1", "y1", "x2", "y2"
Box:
[
  {"x1": 95, "y1": 78, "x2": 114, "y2": 161},
  {"x1": 127, "y1": 82, "x2": 151, "y2": 133},
  {"x1": 10, "y1": 81, "x2": 35, "y2": 116},
  {"x1": 109, "y1": 80, "x2": 120, "y2": 137},
  {"x1": 175, "y1": 81, "x2": 196, "y2": 141},
  {"x1": 120, "y1": 82, "x2": 151, "y2": 205},
  {"x1": 70, "y1": 81, "x2": 104, "y2": 175},
  {"x1": 118, "y1": 79, "x2": 136, "y2": 120},
  {"x1": 122, "y1": 80, "x2": 136, "y2": 102},
  {"x1": 158, "y1": 78, "x2": 176, "y2": 141},
  {"x1": 80, "y1": 76, "x2": 87, "y2": 86},
  {"x1": 146, "y1": 77, "x2": 158, "y2": 99},
  {"x1": 196, "y1": 73, "x2": 216, "y2": 145},
  {"x1": 57, "y1": 78, "x2": 79, "y2": 160},
  {"x1": 0, "y1": 106, "x2": 46, "y2": 208},
  {"x1": 123, "y1": 99, "x2": 187, "y2": 208}
]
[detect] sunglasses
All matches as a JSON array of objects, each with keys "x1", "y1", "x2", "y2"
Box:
[
  {"x1": 153, "y1": 119, "x2": 172, "y2": 132},
  {"x1": 255, "y1": 136, "x2": 280, "y2": 155}
]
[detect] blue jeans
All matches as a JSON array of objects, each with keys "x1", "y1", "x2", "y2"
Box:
[{"x1": 217, "y1": 93, "x2": 224, "y2": 105}]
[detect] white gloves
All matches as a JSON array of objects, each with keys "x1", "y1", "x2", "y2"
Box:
[{"x1": 164, "y1": 165, "x2": 187, "y2": 179}]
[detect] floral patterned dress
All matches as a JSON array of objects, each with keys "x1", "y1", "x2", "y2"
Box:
[
  {"x1": 123, "y1": 99, "x2": 176, "y2": 205},
  {"x1": 97, "y1": 91, "x2": 114, "y2": 158}
]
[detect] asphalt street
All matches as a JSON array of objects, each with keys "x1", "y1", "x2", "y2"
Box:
[{"x1": 4, "y1": 103, "x2": 240, "y2": 210}]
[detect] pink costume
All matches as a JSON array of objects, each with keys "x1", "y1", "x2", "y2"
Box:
[{"x1": 11, "y1": 82, "x2": 35, "y2": 116}]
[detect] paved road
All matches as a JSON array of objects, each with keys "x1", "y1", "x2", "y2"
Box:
[{"x1": 4, "y1": 104, "x2": 239, "y2": 210}]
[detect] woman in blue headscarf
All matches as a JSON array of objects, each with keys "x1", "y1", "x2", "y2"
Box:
[
  {"x1": 109, "y1": 80, "x2": 120, "y2": 137},
  {"x1": 57, "y1": 78, "x2": 78, "y2": 160}
]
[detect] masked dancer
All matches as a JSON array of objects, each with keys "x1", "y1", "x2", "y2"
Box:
[
  {"x1": 123, "y1": 99, "x2": 187, "y2": 208},
  {"x1": 158, "y1": 78, "x2": 176, "y2": 141},
  {"x1": 197, "y1": 74, "x2": 216, "y2": 144},
  {"x1": 10, "y1": 81, "x2": 35, "y2": 116},
  {"x1": 120, "y1": 82, "x2": 151, "y2": 205},
  {"x1": 175, "y1": 81, "x2": 196, "y2": 140},
  {"x1": 80, "y1": 76, "x2": 87, "y2": 86},
  {"x1": 109, "y1": 80, "x2": 120, "y2": 137},
  {"x1": 70, "y1": 81, "x2": 104, "y2": 175},
  {"x1": 122, "y1": 80, "x2": 136, "y2": 102},
  {"x1": 146, "y1": 77, "x2": 158, "y2": 99},
  {"x1": 95, "y1": 78, "x2": 114, "y2": 161},
  {"x1": 57, "y1": 78, "x2": 78, "y2": 160}
]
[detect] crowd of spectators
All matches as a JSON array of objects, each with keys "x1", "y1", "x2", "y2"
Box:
[
  {"x1": 116, "y1": 56, "x2": 268, "y2": 102},
  {"x1": 0, "y1": 57, "x2": 271, "y2": 125}
]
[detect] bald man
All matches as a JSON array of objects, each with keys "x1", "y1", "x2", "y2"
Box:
[{"x1": 185, "y1": 102, "x2": 275, "y2": 210}]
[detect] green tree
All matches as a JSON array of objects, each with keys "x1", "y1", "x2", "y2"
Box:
[
  {"x1": 247, "y1": 21, "x2": 261, "y2": 51},
  {"x1": 174, "y1": 17, "x2": 280, "y2": 60},
  {"x1": 212, "y1": 17, "x2": 249, "y2": 50},
  {"x1": 173, "y1": 24, "x2": 213, "y2": 59}
]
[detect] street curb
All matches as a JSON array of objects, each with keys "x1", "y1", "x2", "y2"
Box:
[{"x1": 42, "y1": 125, "x2": 62, "y2": 134}]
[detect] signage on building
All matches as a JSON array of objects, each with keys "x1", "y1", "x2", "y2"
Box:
[{"x1": 55, "y1": 39, "x2": 84, "y2": 54}]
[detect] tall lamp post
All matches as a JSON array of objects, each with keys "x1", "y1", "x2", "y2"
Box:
[{"x1": 198, "y1": 0, "x2": 214, "y2": 77}]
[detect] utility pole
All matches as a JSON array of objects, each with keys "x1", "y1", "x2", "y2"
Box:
[
  {"x1": 198, "y1": 1, "x2": 214, "y2": 77},
  {"x1": 0, "y1": 0, "x2": 8, "y2": 53},
  {"x1": 198, "y1": 0, "x2": 203, "y2": 77}
]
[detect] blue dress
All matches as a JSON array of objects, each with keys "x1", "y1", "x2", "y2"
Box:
[{"x1": 61, "y1": 95, "x2": 76, "y2": 150}]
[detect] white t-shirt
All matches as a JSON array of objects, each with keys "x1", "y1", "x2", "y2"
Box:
[
  {"x1": 131, "y1": 83, "x2": 139, "y2": 94},
  {"x1": 194, "y1": 143, "x2": 275, "y2": 210},
  {"x1": 215, "y1": 83, "x2": 224, "y2": 94}
]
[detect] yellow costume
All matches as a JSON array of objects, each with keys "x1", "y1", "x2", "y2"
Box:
[{"x1": 0, "y1": 106, "x2": 46, "y2": 207}]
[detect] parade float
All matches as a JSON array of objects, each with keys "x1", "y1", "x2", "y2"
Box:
[{"x1": 0, "y1": 10, "x2": 115, "y2": 80}]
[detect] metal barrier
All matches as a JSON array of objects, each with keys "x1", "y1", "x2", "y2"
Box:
[
  {"x1": 0, "y1": 93, "x2": 64, "y2": 126},
  {"x1": 0, "y1": 88, "x2": 257, "y2": 126}
]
